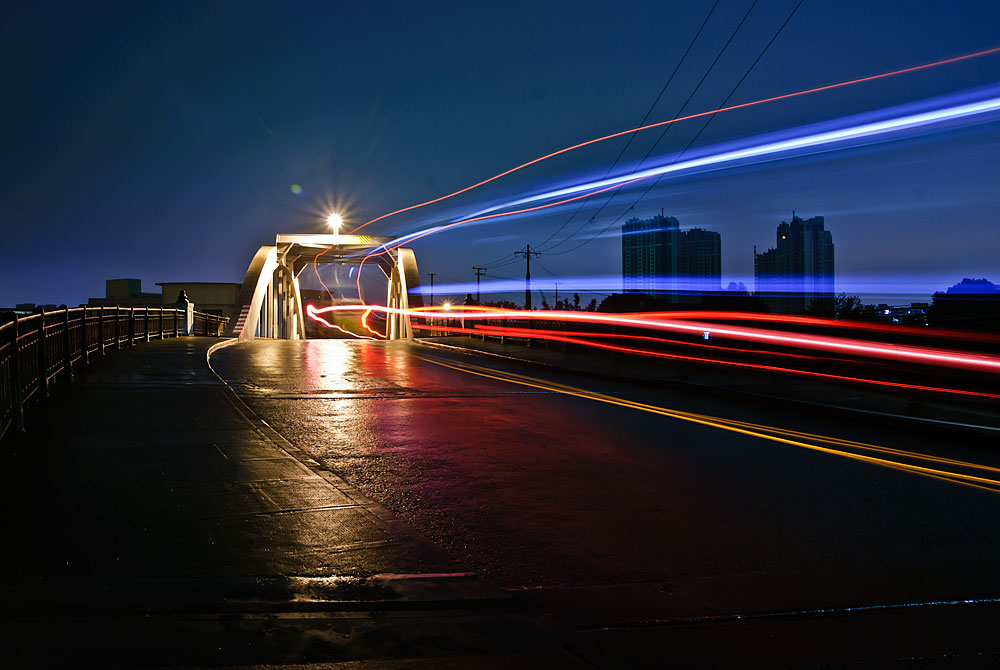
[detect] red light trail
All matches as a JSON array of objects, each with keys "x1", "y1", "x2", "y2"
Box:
[
  {"x1": 347, "y1": 44, "x2": 1000, "y2": 234},
  {"x1": 345, "y1": 176, "x2": 648, "y2": 335},
  {"x1": 312, "y1": 45, "x2": 1000, "y2": 333},
  {"x1": 623, "y1": 310, "x2": 1000, "y2": 344},
  {"x1": 409, "y1": 322, "x2": 1000, "y2": 401},
  {"x1": 305, "y1": 307, "x2": 378, "y2": 340},
  {"x1": 441, "y1": 322, "x2": 829, "y2": 361},
  {"x1": 306, "y1": 304, "x2": 1000, "y2": 376},
  {"x1": 310, "y1": 46, "x2": 1000, "y2": 343}
]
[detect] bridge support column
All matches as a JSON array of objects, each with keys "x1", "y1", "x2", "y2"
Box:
[{"x1": 386, "y1": 248, "x2": 421, "y2": 340}]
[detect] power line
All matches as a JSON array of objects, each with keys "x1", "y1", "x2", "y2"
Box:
[
  {"x1": 477, "y1": 248, "x2": 522, "y2": 268},
  {"x1": 534, "y1": 260, "x2": 559, "y2": 277},
  {"x1": 473, "y1": 2, "x2": 723, "y2": 276},
  {"x1": 532, "y1": 0, "x2": 722, "y2": 251},
  {"x1": 539, "y1": 0, "x2": 761, "y2": 255},
  {"x1": 546, "y1": 0, "x2": 803, "y2": 257},
  {"x1": 483, "y1": 255, "x2": 525, "y2": 273}
]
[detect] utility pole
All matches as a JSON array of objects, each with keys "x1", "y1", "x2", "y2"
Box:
[
  {"x1": 472, "y1": 267, "x2": 486, "y2": 305},
  {"x1": 427, "y1": 273, "x2": 436, "y2": 307},
  {"x1": 513, "y1": 245, "x2": 541, "y2": 310},
  {"x1": 554, "y1": 281, "x2": 559, "y2": 310}
]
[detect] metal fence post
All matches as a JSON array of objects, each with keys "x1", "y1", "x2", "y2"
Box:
[
  {"x1": 127, "y1": 307, "x2": 134, "y2": 346},
  {"x1": 144, "y1": 307, "x2": 150, "y2": 343},
  {"x1": 83, "y1": 309, "x2": 90, "y2": 366},
  {"x1": 10, "y1": 315, "x2": 25, "y2": 435},
  {"x1": 114, "y1": 306, "x2": 121, "y2": 350},
  {"x1": 100, "y1": 306, "x2": 106, "y2": 356},
  {"x1": 63, "y1": 308, "x2": 73, "y2": 382},
  {"x1": 38, "y1": 310, "x2": 49, "y2": 398}
]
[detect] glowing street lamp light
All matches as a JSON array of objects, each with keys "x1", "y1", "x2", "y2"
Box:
[{"x1": 327, "y1": 212, "x2": 343, "y2": 241}]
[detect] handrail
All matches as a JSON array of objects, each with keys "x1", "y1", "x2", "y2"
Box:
[{"x1": 0, "y1": 306, "x2": 228, "y2": 440}]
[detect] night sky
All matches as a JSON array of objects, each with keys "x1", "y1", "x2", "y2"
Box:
[{"x1": 3, "y1": 0, "x2": 1000, "y2": 308}]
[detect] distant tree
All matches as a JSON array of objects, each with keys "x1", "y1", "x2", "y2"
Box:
[
  {"x1": 944, "y1": 277, "x2": 1000, "y2": 295},
  {"x1": 484, "y1": 299, "x2": 518, "y2": 309},
  {"x1": 541, "y1": 297, "x2": 551, "y2": 310},
  {"x1": 702, "y1": 292, "x2": 770, "y2": 312},
  {"x1": 807, "y1": 294, "x2": 865, "y2": 318},
  {"x1": 929, "y1": 278, "x2": 1000, "y2": 331},
  {"x1": 806, "y1": 297, "x2": 834, "y2": 316},
  {"x1": 598, "y1": 293, "x2": 673, "y2": 313},
  {"x1": 585, "y1": 298, "x2": 597, "y2": 312},
  {"x1": 836, "y1": 294, "x2": 866, "y2": 317},
  {"x1": 573, "y1": 293, "x2": 581, "y2": 310}
]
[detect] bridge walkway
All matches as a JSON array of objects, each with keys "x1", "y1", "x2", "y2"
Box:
[{"x1": 0, "y1": 337, "x2": 581, "y2": 668}]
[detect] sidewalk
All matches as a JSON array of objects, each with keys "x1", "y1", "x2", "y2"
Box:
[
  {"x1": 416, "y1": 336, "x2": 1000, "y2": 438},
  {"x1": 0, "y1": 337, "x2": 582, "y2": 668}
]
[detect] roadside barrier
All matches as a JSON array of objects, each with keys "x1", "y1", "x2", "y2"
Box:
[{"x1": 0, "y1": 306, "x2": 228, "y2": 439}]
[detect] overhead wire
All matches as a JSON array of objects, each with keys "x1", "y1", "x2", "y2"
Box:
[
  {"x1": 343, "y1": 42, "x2": 1000, "y2": 244},
  {"x1": 545, "y1": 0, "x2": 804, "y2": 257},
  {"x1": 476, "y1": 0, "x2": 752, "y2": 279},
  {"x1": 531, "y1": 0, "x2": 722, "y2": 252},
  {"x1": 539, "y1": 0, "x2": 766, "y2": 254},
  {"x1": 318, "y1": 38, "x2": 1000, "y2": 333}
]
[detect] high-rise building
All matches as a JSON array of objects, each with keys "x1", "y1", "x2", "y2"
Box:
[
  {"x1": 622, "y1": 213, "x2": 721, "y2": 300},
  {"x1": 754, "y1": 213, "x2": 834, "y2": 313}
]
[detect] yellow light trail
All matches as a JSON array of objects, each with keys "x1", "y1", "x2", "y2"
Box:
[{"x1": 414, "y1": 353, "x2": 1000, "y2": 495}]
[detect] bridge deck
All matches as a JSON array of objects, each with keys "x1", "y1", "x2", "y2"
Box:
[{"x1": 0, "y1": 337, "x2": 576, "y2": 667}]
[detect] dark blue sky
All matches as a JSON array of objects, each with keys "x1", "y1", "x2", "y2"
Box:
[{"x1": 3, "y1": 0, "x2": 999, "y2": 307}]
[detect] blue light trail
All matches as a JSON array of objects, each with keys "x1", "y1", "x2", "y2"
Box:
[{"x1": 460, "y1": 90, "x2": 1000, "y2": 220}]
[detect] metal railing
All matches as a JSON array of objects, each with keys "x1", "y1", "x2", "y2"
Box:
[{"x1": 0, "y1": 306, "x2": 228, "y2": 440}]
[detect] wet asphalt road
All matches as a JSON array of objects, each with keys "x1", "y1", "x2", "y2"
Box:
[{"x1": 210, "y1": 339, "x2": 1000, "y2": 615}]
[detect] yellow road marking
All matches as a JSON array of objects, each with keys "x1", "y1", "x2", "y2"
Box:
[{"x1": 415, "y1": 353, "x2": 1000, "y2": 494}]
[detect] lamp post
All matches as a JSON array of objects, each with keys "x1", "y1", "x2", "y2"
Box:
[{"x1": 327, "y1": 212, "x2": 343, "y2": 243}]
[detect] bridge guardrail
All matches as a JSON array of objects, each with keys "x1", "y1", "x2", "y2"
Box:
[{"x1": 0, "y1": 306, "x2": 228, "y2": 440}]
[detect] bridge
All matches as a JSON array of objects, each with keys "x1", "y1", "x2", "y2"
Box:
[
  {"x1": 3, "y1": 246, "x2": 1000, "y2": 666},
  {"x1": 229, "y1": 234, "x2": 421, "y2": 341}
]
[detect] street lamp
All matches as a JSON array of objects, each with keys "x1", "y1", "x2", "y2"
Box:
[{"x1": 327, "y1": 212, "x2": 343, "y2": 241}]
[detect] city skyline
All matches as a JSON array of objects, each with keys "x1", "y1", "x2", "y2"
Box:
[
  {"x1": 7, "y1": 202, "x2": 987, "y2": 313},
  {"x1": 3, "y1": 1, "x2": 1000, "y2": 308},
  {"x1": 755, "y1": 213, "x2": 834, "y2": 313},
  {"x1": 622, "y1": 213, "x2": 722, "y2": 298}
]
